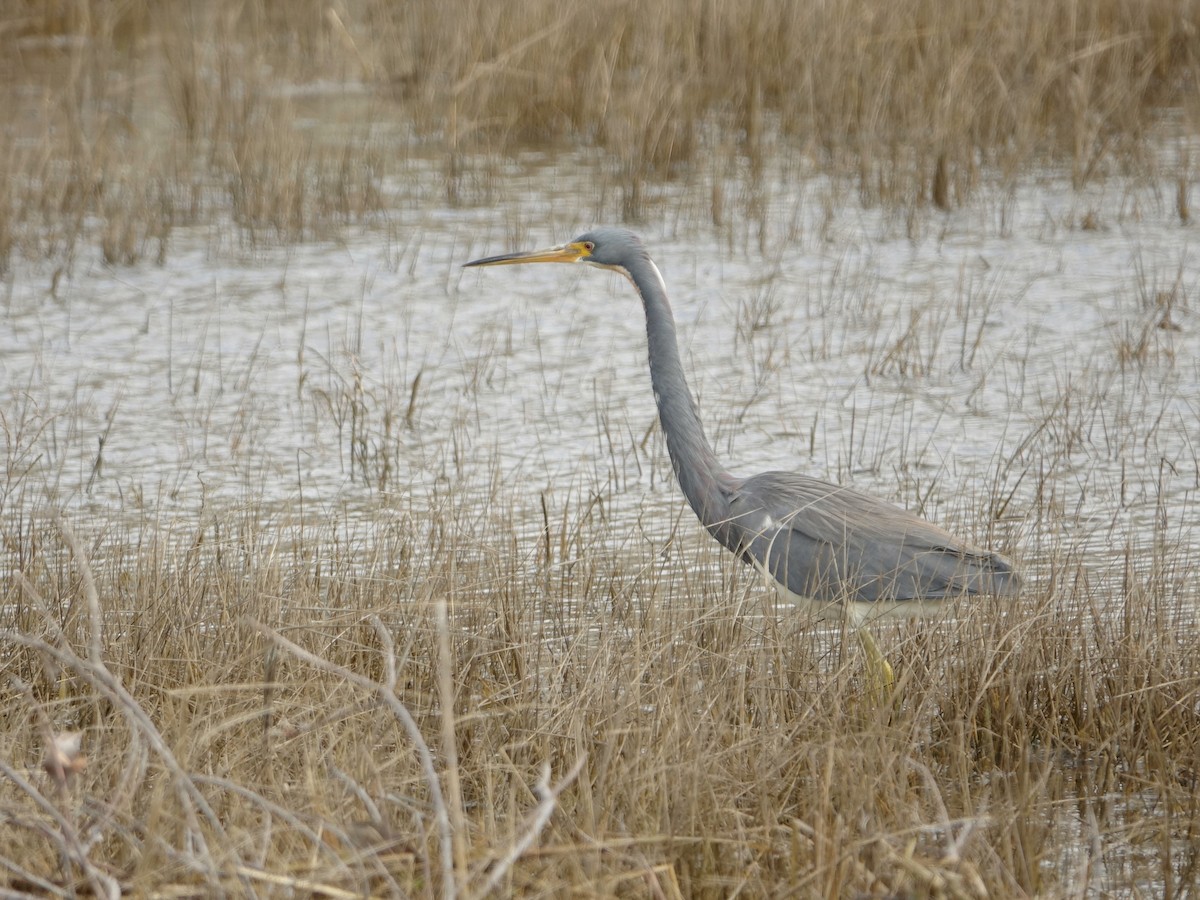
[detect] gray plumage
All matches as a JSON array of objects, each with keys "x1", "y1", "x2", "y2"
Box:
[{"x1": 466, "y1": 227, "x2": 1019, "y2": 622}]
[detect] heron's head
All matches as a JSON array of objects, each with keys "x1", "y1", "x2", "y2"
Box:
[{"x1": 464, "y1": 227, "x2": 647, "y2": 274}]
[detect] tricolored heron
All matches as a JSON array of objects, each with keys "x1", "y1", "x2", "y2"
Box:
[{"x1": 465, "y1": 228, "x2": 1020, "y2": 690}]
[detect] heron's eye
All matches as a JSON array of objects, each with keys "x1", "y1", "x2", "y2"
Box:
[{"x1": 583, "y1": 241, "x2": 595, "y2": 252}]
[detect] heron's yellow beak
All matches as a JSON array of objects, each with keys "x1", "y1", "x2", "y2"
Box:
[{"x1": 464, "y1": 241, "x2": 592, "y2": 268}]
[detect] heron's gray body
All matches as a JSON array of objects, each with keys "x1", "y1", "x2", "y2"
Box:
[
  {"x1": 466, "y1": 227, "x2": 1020, "y2": 622},
  {"x1": 724, "y1": 471, "x2": 1018, "y2": 623}
]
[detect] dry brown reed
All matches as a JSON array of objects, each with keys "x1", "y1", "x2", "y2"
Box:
[
  {"x1": 2, "y1": 0, "x2": 1198, "y2": 268},
  {"x1": 2, "y1": 156, "x2": 1195, "y2": 895},
  {"x1": 1, "y1": 487, "x2": 1196, "y2": 895},
  {"x1": 1, "y1": 297, "x2": 1197, "y2": 893}
]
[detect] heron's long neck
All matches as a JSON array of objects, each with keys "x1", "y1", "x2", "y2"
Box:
[{"x1": 624, "y1": 255, "x2": 731, "y2": 530}]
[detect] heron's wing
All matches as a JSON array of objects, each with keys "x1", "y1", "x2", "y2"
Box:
[{"x1": 726, "y1": 472, "x2": 1019, "y2": 604}]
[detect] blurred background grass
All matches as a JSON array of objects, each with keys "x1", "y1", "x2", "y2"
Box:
[{"x1": 2, "y1": 0, "x2": 1198, "y2": 269}]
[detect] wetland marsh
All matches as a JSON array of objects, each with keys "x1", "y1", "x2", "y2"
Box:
[{"x1": 2, "y1": 2, "x2": 1200, "y2": 896}]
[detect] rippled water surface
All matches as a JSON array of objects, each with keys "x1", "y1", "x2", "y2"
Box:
[{"x1": 2, "y1": 151, "x2": 1198, "y2": 609}]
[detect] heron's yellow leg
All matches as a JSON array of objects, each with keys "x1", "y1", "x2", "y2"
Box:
[{"x1": 856, "y1": 627, "x2": 895, "y2": 706}]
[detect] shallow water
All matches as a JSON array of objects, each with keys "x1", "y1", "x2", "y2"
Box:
[{"x1": 3, "y1": 154, "x2": 1197, "y2": 607}]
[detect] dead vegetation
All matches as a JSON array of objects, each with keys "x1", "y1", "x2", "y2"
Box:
[
  {"x1": 1, "y1": 0, "x2": 1199, "y2": 269},
  {"x1": 1, "y1": 248, "x2": 1198, "y2": 892},
  {"x1": 0, "y1": 489, "x2": 1196, "y2": 896},
  {"x1": 2, "y1": 1, "x2": 1200, "y2": 897},
  {"x1": 1, "y1": 173, "x2": 1196, "y2": 895}
]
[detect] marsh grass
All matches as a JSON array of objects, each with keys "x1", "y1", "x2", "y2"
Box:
[
  {"x1": 1, "y1": 490, "x2": 1197, "y2": 896},
  {"x1": 2, "y1": 298, "x2": 1198, "y2": 893},
  {"x1": 3, "y1": 1, "x2": 1200, "y2": 896},
  {"x1": 3, "y1": 0, "x2": 1199, "y2": 267}
]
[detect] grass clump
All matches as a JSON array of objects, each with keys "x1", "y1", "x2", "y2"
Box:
[
  {"x1": 2, "y1": 0, "x2": 1199, "y2": 268},
  {"x1": 1, "y1": 494, "x2": 1197, "y2": 895}
]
